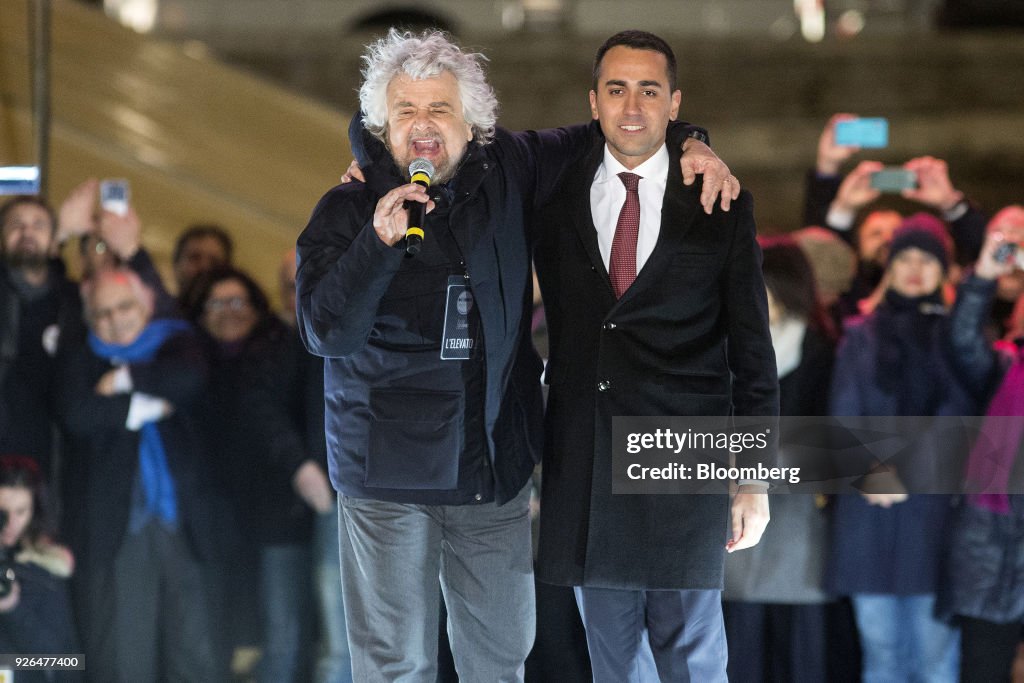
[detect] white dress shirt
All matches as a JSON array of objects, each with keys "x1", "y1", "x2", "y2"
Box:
[{"x1": 590, "y1": 144, "x2": 669, "y2": 274}]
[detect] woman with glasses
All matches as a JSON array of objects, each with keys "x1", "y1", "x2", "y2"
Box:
[{"x1": 187, "y1": 266, "x2": 319, "y2": 683}]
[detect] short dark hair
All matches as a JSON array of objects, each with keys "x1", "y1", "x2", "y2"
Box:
[
  {"x1": 592, "y1": 30, "x2": 678, "y2": 91},
  {"x1": 183, "y1": 265, "x2": 271, "y2": 327},
  {"x1": 0, "y1": 195, "x2": 57, "y2": 236},
  {"x1": 172, "y1": 224, "x2": 234, "y2": 266}
]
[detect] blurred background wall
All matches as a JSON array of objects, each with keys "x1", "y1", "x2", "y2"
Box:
[
  {"x1": 0, "y1": 0, "x2": 346, "y2": 299},
  {"x1": 2, "y1": 0, "x2": 1022, "y2": 297}
]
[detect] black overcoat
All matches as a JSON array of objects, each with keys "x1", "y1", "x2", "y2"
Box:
[
  {"x1": 55, "y1": 329, "x2": 223, "y2": 570},
  {"x1": 533, "y1": 141, "x2": 779, "y2": 590}
]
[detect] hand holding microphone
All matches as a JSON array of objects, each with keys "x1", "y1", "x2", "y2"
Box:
[{"x1": 371, "y1": 158, "x2": 436, "y2": 251}]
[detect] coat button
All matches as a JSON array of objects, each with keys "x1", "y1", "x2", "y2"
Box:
[
  {"x1": 603, "y1": 322, "x2": 617, "y2": 330},
  {"x1": 598, "y1": 380, "x2": 611, "y2": 392}
]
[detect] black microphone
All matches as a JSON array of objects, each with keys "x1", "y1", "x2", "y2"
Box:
[{"x1": 405, "y1": 158, "x2": 435, "y2": 256}]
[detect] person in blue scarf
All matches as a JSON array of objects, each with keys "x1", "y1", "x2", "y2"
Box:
[{"x1": 56, "y1": 266, "x2": 221, "y2": 682}]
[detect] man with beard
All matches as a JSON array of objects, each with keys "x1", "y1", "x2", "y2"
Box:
[
  {"x1": 0, "y1": 196, "x2": 83, "y2": 477},
  {"x1": 297, "y1": 28, "x2": 736, "y2": 682}
]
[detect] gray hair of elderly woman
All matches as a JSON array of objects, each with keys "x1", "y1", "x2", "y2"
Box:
[{"x1": 358, "y1": 28, "x2": 498, "y2": 146}]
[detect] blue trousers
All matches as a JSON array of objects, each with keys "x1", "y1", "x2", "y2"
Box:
[
  {"x1": 312, "y1": 502, "x2": 353, "y2": 683},
  {"x1": 574, "y1": 586, "x2": 727, "y2": 683},
  {"x1": 257, "y1": 544, "x2": 314, "y2": 683},
  {"x1": 851, "y1": 593, "x2": 959, "y2": 683}
]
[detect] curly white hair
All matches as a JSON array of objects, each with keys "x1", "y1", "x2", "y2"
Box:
[{"x1": 359, "y1": 28, "x2": 498, "y2": 145}]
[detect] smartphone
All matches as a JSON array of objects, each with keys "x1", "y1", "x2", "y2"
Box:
[
  {"x1": 100, "y1": 178, "x2": 130, "y2": 216},
  {"x1": 834, "y1": 118, "x2": 889, "y2": 148},
  {"x1": 0, "y1": 166, "x2": 40, "y2": 195},
  {"x1": 870, "y1": 168, "x2": 916, "y2": 193},
  {"x1": 993, "y1": 242, "x2": 1024, "y2": 270}
]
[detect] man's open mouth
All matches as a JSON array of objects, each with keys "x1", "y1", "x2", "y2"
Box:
[{"x1": 412, "y1": 138, "x2": 441, "y2": 155}]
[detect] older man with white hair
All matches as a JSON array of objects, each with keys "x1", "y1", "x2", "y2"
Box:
[
  {"x1": 297, "y1": 28, "x2": 736, "y2": 682},
  {"x1": 57, "y1": 267, "x2": 220, "y2": 681}
]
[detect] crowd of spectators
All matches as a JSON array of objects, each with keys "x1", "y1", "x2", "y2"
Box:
[
  {"x1": 0, "y1": 185, "x2": 347, "y2": 682},
  {"x1": 0, "y1": 110, "x2": 1022, "y2": 682},
  {"x1": 715, "y1": 115, "x2": 1024, "y2": 683}
]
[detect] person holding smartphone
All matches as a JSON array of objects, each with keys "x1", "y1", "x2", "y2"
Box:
[
  {"x1": 0, "y1": 196, "x2": 84, "y2": 482},
  {"x1": 943, "y1": 206, "x2": 1024, "y2": 683},
  {"x1": 0, "y1": 454, "x2": 81, "y2": 683}
]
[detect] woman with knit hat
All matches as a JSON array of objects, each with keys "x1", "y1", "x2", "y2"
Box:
[{"x1": 826, "y1": 213, "x2": 975, "y2": 682}]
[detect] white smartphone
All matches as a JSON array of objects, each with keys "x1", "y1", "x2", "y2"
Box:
[{"x1": 100, "y1": 178, "x2": 130, "y2": 216}]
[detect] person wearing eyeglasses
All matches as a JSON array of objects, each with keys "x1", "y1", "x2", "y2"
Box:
[
  {"x1": 186, "y1": 266, "x2": 332, "y2": 682},
  {"x1": 55, "y1": 266, "x2": 218, "y2": 681}
]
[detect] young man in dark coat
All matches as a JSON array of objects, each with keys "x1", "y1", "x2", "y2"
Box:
[{"x1": 531, "y1": 31, "x2": 779, "y2": 682}]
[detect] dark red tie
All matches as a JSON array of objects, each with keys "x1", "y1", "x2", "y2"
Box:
[{"x1": 609, "y1": 172, "x2": 641, "y2": 299}]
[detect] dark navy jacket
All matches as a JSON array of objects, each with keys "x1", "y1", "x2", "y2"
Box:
[
  {"x1": 296, "y1": 124, "x2": 598, "y2": 505},
  {"x1": 826, "y1": 299, "x2": 976, "y2": 595},
  {"x1": 0, "y1": 557, "x2": 81, "y2": 682},
  {"x1": 55, "y1": 328, "x2": 224, "y2": 569},
  {"x1": 0, "y1": 260, "x2": 83, "y2": 475}
]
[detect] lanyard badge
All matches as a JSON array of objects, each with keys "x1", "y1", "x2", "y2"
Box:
[{"x1": 441, "y1": 274, "x2": 478, "y2": 360}]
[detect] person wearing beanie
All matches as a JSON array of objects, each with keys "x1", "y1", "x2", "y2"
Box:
[
  {"x1": 825, "y1": 212, "x2": 974, "y2": 682},
  {"x1": 887, "y1": 212, "x2": 952, "y2": 273}
]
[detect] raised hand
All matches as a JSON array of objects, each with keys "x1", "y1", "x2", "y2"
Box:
[{"x1": 816, "y1": 113, "x2": 860, "y2": 176}]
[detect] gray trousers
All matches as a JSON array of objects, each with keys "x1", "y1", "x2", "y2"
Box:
[
  {"x1": 83, "y1": 521, "x2": 216, "y2": 682},
  {"x1": 338, "y1": 484, "x2": 534, "y2": 683}
]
